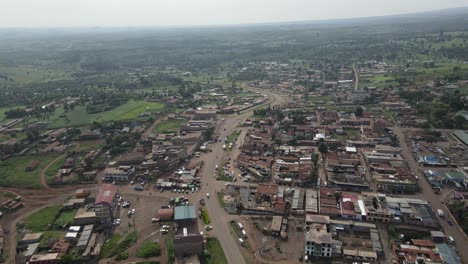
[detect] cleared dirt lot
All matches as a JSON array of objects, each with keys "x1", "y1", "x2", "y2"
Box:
[{"x1": 231, "y1": 216, "x2": 305, "y2": 264}]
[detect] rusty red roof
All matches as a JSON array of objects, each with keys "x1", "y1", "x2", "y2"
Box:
[{"x1": 95, "y1": 184, "x2": 118, "y2": 205}]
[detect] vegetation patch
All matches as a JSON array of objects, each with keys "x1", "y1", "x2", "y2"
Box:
[
  {"x1": 201, "y1": 208, "x2": 211, "y2": 224},
  {"x1": 0, "y1": 154, "x2": 60, "y2": 188},
  {"x1": 107, "y1": 231, "x2": 138, "y2": 258},
  {"x1": 115, "y1": 252, "x2": 129, "y2": 261},
  {"x1": 37, "y1": 100, "x2": 164, "y2": 129},
  {"x1": 100, "y1": 233, "x2": 122, "y2": 259},
  {"x1": 53, "y1": 209, "x2": 77, "y2": 229},
  {"x1": 448, "y1": 201, "x2": 468, "y2": 234},
  {"x1": 230, "y1": 221, "x2": 243, "y2": 238},
  {"x1": 136, "y1": 241, "x2": 161, "y2": 258},
  {"x1": 44, "y1": 157, "x2": 66, "y2": 184},
  {"x1": 200, "y1": 238, "x2": 228, "y2": 264},
  {"x1": 152, "y1": 118, "x2": 185, "y2": 134},
  {"x1": 165, "y1": 238, "x2": 175, "y2": 264},
  {"x1": 23, "y1": 205, "x2": 61, "y2": 232},
  {"x1": 39, "y1": 230, "x2": 65, "y2": 248},
  {"x1": 216, "y1": 170, "x2": 231, "y2": 182}
]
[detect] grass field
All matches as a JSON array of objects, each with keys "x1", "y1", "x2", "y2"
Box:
[
  {"x1": 0, "y1": 65, "x2": 71, "y2": 84},
  {"x1": 44, "y1": 157, "x2": 65, "y2": 184},
  {"x1": 200, "y1": 238, "x2": 228, "y2": 264},
  {"x1": 39, "y1": 231, "x2": 66, "y2": 247},
  {"x1": 309, "y1": 95, "x2": 333, "y2": 103},
  {"x1": 0, "y1": 154, "x2": 60, "y2": 188},
  {"x1": 29, "y1": 100, "x2": 165, "y2": 129},
  {"x1": 53, "y1": 209, "x2": 77, "y2": 228},
  {"x1": 76, "y1": 140, "x2": 104, "y2": 152},
  {"x1": 100, "y1": 233, "x2": 122, "y2": 259},
  {"x1": 152, "y1": 118, "x2": 185, "y2": 134},
  {"x1": 24, "y1": 205, "x2": 61, "y2": 232}
]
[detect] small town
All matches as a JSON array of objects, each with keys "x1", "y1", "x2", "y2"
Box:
[{"x1": 1, "y1": 3, "x2": 468, "y2": 264}]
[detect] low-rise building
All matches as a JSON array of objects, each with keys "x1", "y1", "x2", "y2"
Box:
[
  {"x1": 304, "y1": 215, "x2": 342, "y2": 258},
  {"x1": 102, "y1": 166, "x2": 135, "y2": 181},
  {"x1": 173, "y1": 234, "x2": 204, "y2": 257}
]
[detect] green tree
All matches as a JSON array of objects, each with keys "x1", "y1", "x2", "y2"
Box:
[
  {"x1": 454, "y1": 115, "x2": 466, "y2": 129},
  {"x1": 318, "y1": 142, "x2": 328, "y2": 156},
  {"x1": 355, "y1": 107, "x2": 363, "y2": 117}
]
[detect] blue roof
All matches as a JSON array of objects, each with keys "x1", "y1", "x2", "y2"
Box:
[
  {"x1": 436, "y1": 243, "x2": 462, "y2": 264},
  {"x1": 174, "y1": 205, "x2": 196, "y2": 220}
]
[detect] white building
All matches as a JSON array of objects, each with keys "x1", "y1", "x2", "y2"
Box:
[
  {"x1": 304, "y1": 215, "x2": 341, "y2": 258},
  {"x1": 102, "y1": 166, "x2": 135, "y2": 181}
]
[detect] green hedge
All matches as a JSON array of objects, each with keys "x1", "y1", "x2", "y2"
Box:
[
  {"x1": 115, "y1": 252, "x2": 129, "y2": 261},
  {"x1": 201, "y1": 208, "x2": 211, "y2": 224},
  {"x1": 136, "y1": 241, "x2": 161, "y2": 258}
]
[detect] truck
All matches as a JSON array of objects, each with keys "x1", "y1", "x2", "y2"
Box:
[
  {"x1": 437, "y1": 209, "x2": 444, "y2": 217},
  {"x1": 241, "y1": 229, "x2": 248, "y2": 238}
]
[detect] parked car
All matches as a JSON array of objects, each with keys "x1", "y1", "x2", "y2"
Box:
[
  {"x1": 152, "y1": 218, "x2": 160, "y2": 223},
  {"x1": 448, "y1": 236, "x2": 455, "y2": 243},
  {"x1": 205, "y1": 225, "x2": 213, "y2": 230}
]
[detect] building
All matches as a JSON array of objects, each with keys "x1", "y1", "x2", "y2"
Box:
[
  {"x1": 28, "y1": 253, "x2": 59, "y2": 264},
  {"x1": 102, "y1": 166, "x2": 135, "y2": 181},
  {"x1": 24, "y1": 243, "x2": 40, "y2": 260},
  {"x1": 21, "y1": 233, "x2": 43, "y2": 244},
  {"x1": 304, "y1": 215, "x2": 342, "y2": 258},
  {"x1": 453, "y1": 130, "x2": 468, "y2": 147},
  {"x1": 392, "y1": 240, "x2": 443, "y2": 264},
  {"x1": 73, "y1": 208, "x2": 97, "y2": 225},
  {"x1": 174, "y1": 205, "x2": 196, "y2": 223},
  {"x1": 173, "y1": 234, "x2": 204, "y2": 257},
  {"x1": 94, "y1": 184, "x2": 118, "y2": 225}
]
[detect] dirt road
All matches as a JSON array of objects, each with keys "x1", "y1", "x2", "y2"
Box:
[{"x1": 393, "y1": 126, "x2": 468, "y2": 263}]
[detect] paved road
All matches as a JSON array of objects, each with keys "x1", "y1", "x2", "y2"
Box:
[
  {"x1": 393, "y1": 126, "x2": 468, "y2": 263},
  {"x1": 195, "y1": 87, "x2": 286, "y2": 264},
  {"x1": 353, "y1": 63, "x2": 359, "y2": 90}
]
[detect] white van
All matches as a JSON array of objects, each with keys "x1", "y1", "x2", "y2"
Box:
[
  {"x1": 238, "y1": 238, "x2": 245, "y2": 246},
  {"x1": 241, "y1": 229, "x2": 247, "y2": 238},
  {"x1": 237, "y1": 222, "x2": 244, "y2": 230},
  {"x1": 448, "y1": 236, "x2": 455, "y2": 244}
]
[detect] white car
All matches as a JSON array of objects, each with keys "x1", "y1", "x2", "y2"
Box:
[
  {"x1": 131, "y1": 209, "x2": 136, "y2": 215},
  {"x1": 206, "y1": 193, "x2": 210, "y2": 198},
  {"x1": 205, "y1": 225, "x2": 213, "y2": 230}
]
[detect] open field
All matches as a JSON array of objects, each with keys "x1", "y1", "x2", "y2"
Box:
[
  {"x1": 0, "y1": 65, "x2": 71, "y2": 85},
  {"x1": 44, "y1": 157, "x2": 66, "y2": 184},
  {"x1": 0, "y1": 154, "x2": 61, "y2": 188},
  {"x1": 53, "y1": 209, "x2": 78, "y2": 228},
  {"x1": 27, "y1": 100, "x2": 165, "y2": 129},
  {"x1": 152, "y1": 118, "x2": 185, "y2": 134},
  {"x1": 309, "y1": 95, "x2": 333, "y2": 102},
  {"x1": 23, "y1": 205, "x2": 61, "y2": 232}
]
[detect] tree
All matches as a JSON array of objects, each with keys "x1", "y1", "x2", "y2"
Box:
[
  {"x1": 84, "y1": 156, "x2": 94, "y2": 168},
  {"x1": 355, "y1": 107, "x2": 363, "y2": 117},
  {"x1": 454, "y1": 115, "x2": 466, "y2": 129},
  {"x1": 318, "y1": 142, "x2": 328, "y2": 156},
  {"x1": 203, "y1": 127, "x2": 214, "y2": 140}
]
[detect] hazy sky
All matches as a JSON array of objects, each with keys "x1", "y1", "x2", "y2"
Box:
[{"x1": 2, "y1": 0, "x2": 468, "y2": 27}]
